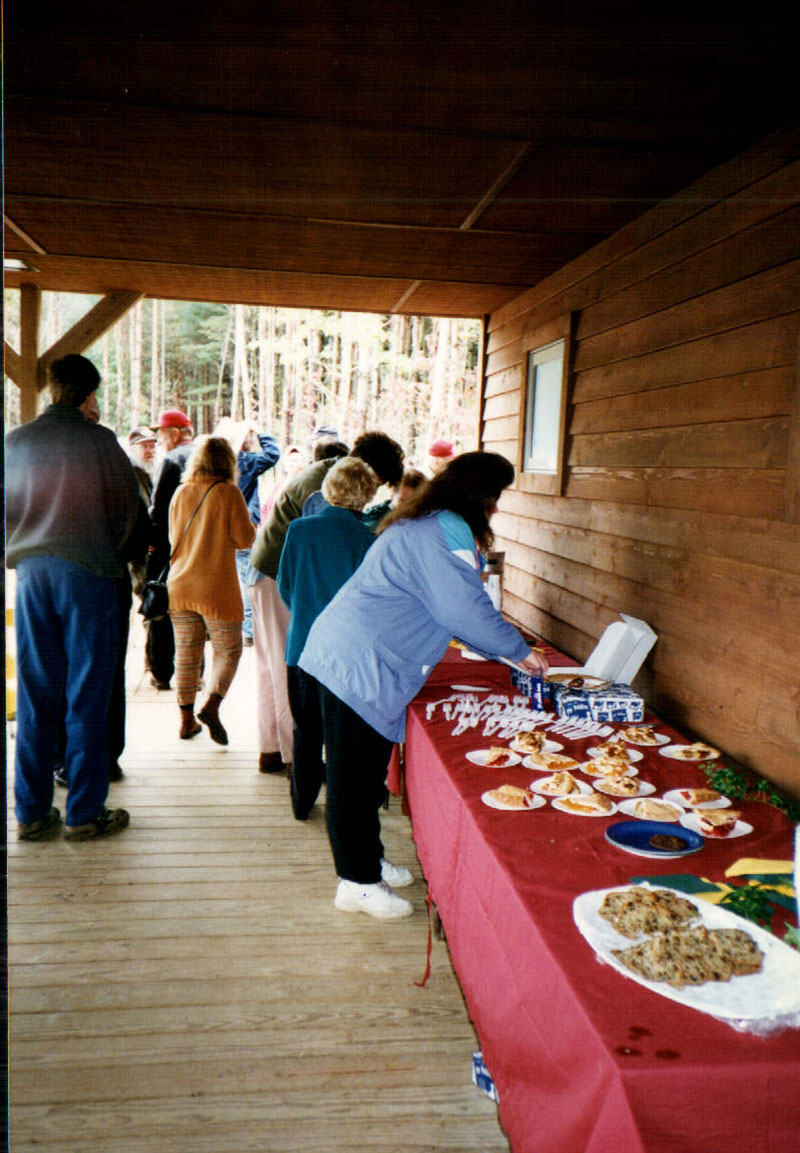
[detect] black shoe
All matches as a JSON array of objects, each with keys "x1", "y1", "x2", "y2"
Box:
[
  {"x1": 259, "y1": 752, "x2": 284, "y2": 774},
  {"x1": 54, "y1": 766, "x2": 69, "y2": 788},
  {"x1": 150, "y1": 676, "x2": 171, "y2": 690},
  {"x1": 108, "y1": 762, "x2": 124, "y2": 782}
]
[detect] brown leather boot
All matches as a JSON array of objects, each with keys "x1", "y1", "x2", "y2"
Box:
[
  {"x1": 197, "y1": 693, "x2": 228, "y2": 745},
  {"x1": 179, "y1": 705, "x2": 202, "y2": 740}
]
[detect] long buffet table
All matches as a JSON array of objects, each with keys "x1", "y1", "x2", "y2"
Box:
[{"x1": 402, "y1": 643, "x2": 800, "y2": 1153}]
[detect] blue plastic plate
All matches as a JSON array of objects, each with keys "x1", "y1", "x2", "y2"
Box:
[{"x1": 605, "y1": 819, "x2": 704, "y2": 859}]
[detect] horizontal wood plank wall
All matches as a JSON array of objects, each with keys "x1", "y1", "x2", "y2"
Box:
[{"x1": 482, "y1": 125, "x2": 800, "y2": 797}]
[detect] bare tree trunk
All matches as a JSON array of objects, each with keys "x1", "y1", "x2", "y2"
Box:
[
  {"x1": 102, "y1": 335, "x2": 111, "y2": 424},
  {"x1": 215, "y1": 308, "x2": 233, "y2": 424},
  {"x1": 232, "y1": 304, "x2": 253, "y2": 420},
  {"x1": 129, "y1": 300, "x2": 143, "y2": 426},
  {"x1": 338, "y1": 314, "x2": 353, "y2": 434},
  {"x1": 150, "y1": 298, "x2": 159, "y2": 424},
  {"x1": 426, "y1": 318, "x2": 450, "y2": 444},
  {"x1": 114, "y1": 315, "x2": 126, "y2": 430},
  {"x1": 160, "y1": 300, "x2": 167, "y2": 412}
]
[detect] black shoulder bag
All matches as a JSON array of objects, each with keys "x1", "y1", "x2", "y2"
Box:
[{"x1": 138, "y1": 482, "x2": 222, "y2": 621}]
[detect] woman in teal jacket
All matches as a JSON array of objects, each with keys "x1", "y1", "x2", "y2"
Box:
[
  {"x1": 277, "y1": 457, "x2": 378, "y2": 821},
  {"x1": 299, "y1": 452, "x2": 549, "y2": 920}
]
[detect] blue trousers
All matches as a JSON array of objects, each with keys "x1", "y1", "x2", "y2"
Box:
[{"x1": 14, "y1": 556, "x2": 119, "y2": 826}]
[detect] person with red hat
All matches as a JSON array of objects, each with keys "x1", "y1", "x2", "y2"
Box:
[{"x1": 145, "y1": 408, "x2": 195, "y2": 688}]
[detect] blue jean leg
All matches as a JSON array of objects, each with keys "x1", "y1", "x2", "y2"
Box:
[
  {"x1": 14, "y1": 557, "x2": 119, "y2": 826},
  {"x1": 236, "y1": 548, "x2": 254, "y2": 639}
]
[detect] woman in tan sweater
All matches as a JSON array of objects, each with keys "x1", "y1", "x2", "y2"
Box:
[{"x1": 168, "y1": 437, "x2": 255, "y2": 744}]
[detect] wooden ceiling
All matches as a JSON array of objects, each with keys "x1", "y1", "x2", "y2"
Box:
[{"x1": 4, "y1": 3, "x2": 797, "y2": 318}]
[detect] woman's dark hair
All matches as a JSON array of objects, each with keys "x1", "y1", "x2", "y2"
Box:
[
  {"x1": 351, "y1": 431, "x2": 405, "y2": 486},
  {"x1": 378, "y1": 451, "x2": 514, "y2": 551}
]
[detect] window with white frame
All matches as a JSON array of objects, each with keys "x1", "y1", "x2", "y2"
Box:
[{"x1": 518, "y1": 314, "x2": 573, "y2": 496}]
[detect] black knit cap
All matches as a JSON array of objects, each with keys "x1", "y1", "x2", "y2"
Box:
[{"x1": 49, "y1": 354, "x2": 101, "y2": 405}]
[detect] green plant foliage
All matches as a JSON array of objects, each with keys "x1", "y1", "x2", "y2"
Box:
[
  {"x1": 702, "y1": 763, "x2": 800, "y2": 822},
  {"x1": 718, "y1": 883, "x2": 775, "y2": 927}
]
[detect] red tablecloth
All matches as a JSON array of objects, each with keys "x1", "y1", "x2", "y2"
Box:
[{"x1": 403, "y1": 646, "x2": 800, "y2": 1153}]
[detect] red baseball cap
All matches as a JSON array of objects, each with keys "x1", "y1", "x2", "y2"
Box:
[
  {"x1": 155, "y1": 409, "x2": 191, "y2": 429},
  {"x1": 429, "y1": 438, "x2": 454, "y2": 458}
]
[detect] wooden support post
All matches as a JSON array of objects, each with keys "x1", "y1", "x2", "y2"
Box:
[{"x1": 18, "y1": 283, "x2": 41, "y2": 423}]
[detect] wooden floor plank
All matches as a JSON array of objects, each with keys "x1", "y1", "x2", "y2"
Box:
[{"x1": 7, "y1": 628, "x2": 509, "y2": 1151}]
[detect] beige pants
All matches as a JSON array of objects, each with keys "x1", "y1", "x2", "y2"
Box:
[{"x1": 249, "y1": 576, "x2": 293, "y2": 761}]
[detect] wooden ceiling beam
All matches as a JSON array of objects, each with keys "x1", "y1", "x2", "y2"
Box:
[{"x1": 36, "y1": 290, "x2": 144, "y2": 386}]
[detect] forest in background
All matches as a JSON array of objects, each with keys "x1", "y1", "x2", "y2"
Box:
[{"x1": 4, "y1": 292, "x2": 482, "y2": 466}]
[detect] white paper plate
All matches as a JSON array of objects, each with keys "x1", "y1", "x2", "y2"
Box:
[
  {"x1": 573, "y1": 884, "x2": 800, "y2": 1023},
  {"x1": 580, "y1": 760, "x2": 638, "y2": 778},
  {"x1": 465, "y1": 748, "x2": 522, "y2": 768},
  {"x1": 659, "y1": 744, "x2": 721, "y2": 762},
  {"x1": 510, "y1": 736, "x2": 563, "y2": 756},
  {"x1": 594, "y1": 778, "x2": 656, "y2": 799},
  {"x1": 460, "y1": 649, "x2": 487, "y2": 661},
  {"x1": 663, "y1": 788, "x2": 731, "y2": 811},
  {"x1": 481, "y1": 789, "x2": 545, "y2": 812},
  {"x1": 531, "y1": 775, "x2": 594, "y2": 798},
  {"x1": 679, "y1": 811, "x2": 753, "y2": 840},
  {"x1": 450, "y1": 684, "x2": 492, "y2": 692},
  {"x1": 552, "y1": 797, "x2": 618, "y2": 817},
  {"x1": 522, "y1": 751, "x2": 582, "y2": 772},
  {"x1": 617, "y1": 798, "x2": 684, "y2": 822},
  {"x1": 619, "y1": 729, "x2": 671, "y2": 747},
  {"x1": 587, "y1": 745, "x2": 643, "y2": 763}
]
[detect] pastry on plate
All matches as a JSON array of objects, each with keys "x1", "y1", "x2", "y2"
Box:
[
  {"x1": 695, "y1": 808, "x2": 741, "y2": 837},
  {"x1": 595, "y1": 775, "x2": 640, "y2": 797},
  {"x1": 672, "y1": 742, "x2": 719, "y2": 761},
  {"x1": 557, "y1": 793, "x2": 614, "y2": 815},
  {"x1": 485, "y1": 746, "x2": 512, "y2": 766},
  {"x1": 485, "y1": 784, "x2": 536, "y2": 809},
  {"x1": 585, "y1": 754, "x2": 637, "y2": 778},
  {"x1": 677, "y1": 787, "x2": 722, "y2": 805},
  {"x1": 525, "y1": 750, "x2": 579, "y2": 770},
  {"x1": 632, "y1": 799, "x2": 682, "y2": 822},
  {"x1": 536, "y1": 770, "x2": 578, "y2": 796},
  {"x1": 514, "y1": 729, "x2": 546, "y2": 753},
  {"x1": 619, "y1": 725, "x2": 661, "y2": 745},
  {"x1": 593, "y1": 739, "x2": 633, "y2": 760}
]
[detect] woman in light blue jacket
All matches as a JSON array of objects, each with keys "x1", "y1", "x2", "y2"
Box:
[{"x1": 299, "y1": 451, "x2": 549, "y2": 921}]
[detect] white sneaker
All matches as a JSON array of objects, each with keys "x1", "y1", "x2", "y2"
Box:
[
  {"x1": 334, "y1": 879, "x2": 413, "y2": 919},
  {"x1": 381, "y1": 858, "x2": 413, "y2": 888}
]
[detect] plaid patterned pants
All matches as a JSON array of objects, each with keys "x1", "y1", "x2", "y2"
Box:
[{"x1": 170, "y1": 610, "x2": 243, "y2": 708}]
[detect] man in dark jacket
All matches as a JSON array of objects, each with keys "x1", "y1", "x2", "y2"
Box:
[
  {"x1": 6, "y1": 354, "x2": 138, "y2": 841},
  {"x1": 146, "y1": 408, "x2": 195, "y2": 688}
]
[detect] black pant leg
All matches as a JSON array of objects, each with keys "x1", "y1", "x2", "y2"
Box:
[
  {"x1": 318, "y1": 685, "x2": 393, "y2": 884},
  {"x1": 287, "y1": 666, "x2": 326, "y2": 820},
  {"x1": 146, "y1": 614, "x2": 175, "y2": 685}
]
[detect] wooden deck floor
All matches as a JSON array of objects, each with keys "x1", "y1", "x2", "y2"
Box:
[{"x1": 7, "y1": 619, "x2": 510, "y2": 1152}]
